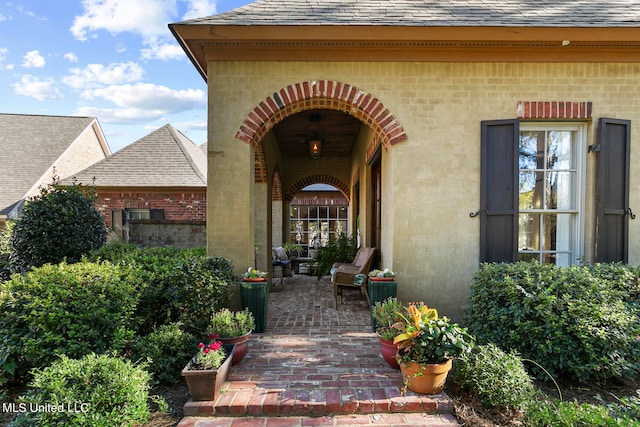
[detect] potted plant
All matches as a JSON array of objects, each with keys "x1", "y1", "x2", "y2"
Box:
[
  {"x1": 243, "y1": 267, "x2": 268, "y2": 282},
  {"x1": 371, "y1": 297, "x2": 403, "y2": 370},
  {"x1": 393, "y1": 302, "x2": 474, "y2": 394},
  {"x1": 181, "y1": 334, "x2": 234, "y2": 401},
  {"x1": 368, "y1": 268, "x2": 396, "y2": 281},
  {"x1": 368, "y1": 268, "x2": 398, "y2": 307},
  {"x1": 241, "y1": 267, "x2": 268, "y2": 333},
  {"x1": 209, "y1": 308, "x2": 255, "y2": 365}
]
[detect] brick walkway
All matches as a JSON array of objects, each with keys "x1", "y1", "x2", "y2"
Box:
[{"x1": 178, "y1": 275, "x2": 460, "y2": 427}]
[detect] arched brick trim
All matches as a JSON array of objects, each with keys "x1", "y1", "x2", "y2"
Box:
[
  {"x1": 254, "y1": 147, "x2": 267, "y2": 183},
  {"x1": 284, "y1": 175, "x2": 350, "y2": 202},
  {"x1": 236, "y1": 80, "x2": 408, "y2": 150},
  {"x1": 272, "y1": 171, "x2": 282, "y2": 201}
]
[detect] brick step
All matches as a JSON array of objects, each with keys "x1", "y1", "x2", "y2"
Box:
[
  {"x1": 178, "y1": 412, "x2": 461, "y2": 427},
  {"x1": 183, "y1": 387, "x2": 453, "y2": 417}
]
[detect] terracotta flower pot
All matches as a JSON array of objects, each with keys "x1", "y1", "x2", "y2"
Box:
[
  {"x1": 397, "y1": 357, "x2": 452, "y2": 395},
  {"x1": 378, "y1": 335, "x2": 400, "y2": 370},
  {"x1": 218, "y1": 332, "x2": 251, "y2": 365},
  {"x1": 182, "y1": 345, "x2": 234, "y2": 401}
]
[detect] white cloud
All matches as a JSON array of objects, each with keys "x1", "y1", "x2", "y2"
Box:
[
  {"x1": 70, "y1": 0, "x2": 176, "y2": 41},
  {"x1": 182, "y1": 0, "x2": 216, "y2": 20},
  {"x1": 175, "y1": 120, "x2": 207, "y2": 130},
  {"x1": 0, "y1": 47, "x2": 12, "y2": 70},
  {"x1": 74, "y1": 106, "x2": 164, "y2": 123},
  {"x1": 22, "y1": 50, "x2": 45, "y2": 68},
  {"x1": 64, "y1": 52, "x2": 79, "y2": 63},
  {"x1": 141, "y1": 41, "x2": 185, "y2": 60},
  {"x1": 12, "y1": 74, "x2": 63, "y2": 100},
  {"x1": 63, "y1": 62, "x2": 144, "y2": 89},
  {"x1": 82, "y1": 83, "x2": 205, "y2": 113}
]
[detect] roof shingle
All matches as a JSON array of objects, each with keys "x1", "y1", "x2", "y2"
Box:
[
  {"x1": 179, "y1": 0, "x2": 640, "y2": 27},
  {"x1": 0, "y1": 113, "x2": 102, "y2": 216},
  {"x1": 66, "y1": 124, "x2": 207, "y2": 188}
]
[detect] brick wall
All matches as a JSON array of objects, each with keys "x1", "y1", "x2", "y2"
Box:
[{"x1": 96, "y1": 190, "x2": 206, "y2": 227}]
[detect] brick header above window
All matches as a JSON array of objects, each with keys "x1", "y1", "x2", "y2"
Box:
[{"x1": 517, "y1": 101, "x2": 592, "y2": 120}]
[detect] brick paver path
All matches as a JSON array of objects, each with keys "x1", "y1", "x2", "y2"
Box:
[{"x1": 179, "y1": 275, "x2": 460, "y2": 427}]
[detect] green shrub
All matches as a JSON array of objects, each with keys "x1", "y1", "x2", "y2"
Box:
[
  {"x1": 455, "y1": 343, "x2": 535, "y2": 411},
  {"x1": 314, "y1": 233, "x2": 357, "y2": 277},
  {"x1": 465, "y1": 262, "x2": 640, "y2": 383},
  {"x1": 0, "y1": 261, "x2": 140, "y2": 384},
  {"x1": 524, "y1": 397, "x2": 640, "y2": 427},
  {"x1": 132, "y1": 322, "x2": 196, "y2": 385},
  {"x1": 89, "y1": 244, "x2": 234, "y2": 335},
  {"x1": 0, "y1": 221, "x2": 13, "y2": 282},
  {"x1": 170, "y1": 256, "x2": 232, "y2": 335},
  {"x1": 10, "y1": 353, "x2": 155, "y2": 427},
  {"x1": 9, "y1": 179, "x2": 106, "y2": 273}
]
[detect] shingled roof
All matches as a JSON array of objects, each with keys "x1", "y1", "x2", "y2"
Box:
[
  {"x1": 0, "y1": 113, "x2": 109, "y2": 218},
  {"x1": 179, "y1": 0, "x2": 640, "y2": 27},
  {"x1": 66, "y1": 124, "x2": 206, "y2": 188}
]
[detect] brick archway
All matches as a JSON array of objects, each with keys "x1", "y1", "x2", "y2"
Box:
[
  {"x1": 284, "y1": 174, "x2": 349, "y2": 202},
  {"x1": 236, "y1": 80, "x2": 408, "y2": 150}
]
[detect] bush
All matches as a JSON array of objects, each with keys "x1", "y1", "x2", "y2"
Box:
[
  {"x1": 9, "y1": 179, "x2": 106, "y2": 273},
  {"x1": 314, "y1": 233, "x2": 357, "y2": 277},
  {"x1": 524, "y1": 397, "x2": 640, "y2": 427},
  {"x1": 465, "y1": 262, "x2": 640, "y2": 383},
  {"x1": 0, "y1": 261, "x2": 140, "y2": 384},
  {"x1": 10, "y1": 353, "x2": 155, "y2": 427},
  {"x1": 89, "y1": 244, "x2": 233, "y2": 335},
  {"x1": 0, "y1": 221, "x2": 13, "y2": 282},
  {"x1": 455, "y1": 343, "x2": 535, "y2": 411},
  {"x1": 132, "y1": 322, "x2": 196, "y2": 385}
]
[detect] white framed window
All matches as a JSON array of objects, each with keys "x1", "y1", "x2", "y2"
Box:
[{"x1": 517, "y1": 123, "x2": 586, "y2": 266}]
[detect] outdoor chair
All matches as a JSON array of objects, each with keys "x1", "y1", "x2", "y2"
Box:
[
  {"x1": 332, "y1": 247, "x2": 376, "y2": 308},
  {"x1": 272, "y1": 246, "x2": 293, "y2": 287}
]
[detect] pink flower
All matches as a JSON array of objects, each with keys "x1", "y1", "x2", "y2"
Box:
[
  {"x1": 210, "y1": 342, "x2": 222, "y2": 351},
  {"x1": 209, "y1": 334, "x2": 219, "y2": 340},
  {"x1": 203, "y1": 348, "x2": 210, "y2": 354},
  {"x1": 197, "y1": 342, "x2": 205, "y2": 349}
]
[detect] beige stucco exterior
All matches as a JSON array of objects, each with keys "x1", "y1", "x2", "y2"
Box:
[{"x1": 205, "y1": 60, "x2": 640, "y2": 320}]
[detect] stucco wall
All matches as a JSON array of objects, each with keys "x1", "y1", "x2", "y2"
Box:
[{"x1": 207, "y1": 61, "x2": 640, "y2": 321}]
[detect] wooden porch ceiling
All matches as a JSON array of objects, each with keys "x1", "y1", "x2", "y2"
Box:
[{"x1": 272, "y1": 109, "x2": 363, "y2": 158}]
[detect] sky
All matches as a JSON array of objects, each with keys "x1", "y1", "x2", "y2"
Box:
[{"x1": 0, "y1": 0, "x2": 252, "y2": 153}]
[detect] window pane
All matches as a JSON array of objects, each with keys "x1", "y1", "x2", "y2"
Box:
[
  {"x1": 519, "y1": 171, "x2": 544, "y2": 209},
  {"x1": 519, "y1": 131, "x2": 544, "y2": 170},
  {"x1": 518, "y1": 213, "x2": 539, "y2": 251},
  {"x1": 547, "y1": 131, "x2": 576, "y2": 170},
  {"x1": 546, "y1": 172, "x2": 575, "y2": 209},
  {"x1": 541, "y1": 214, "x2": 573, "y2": 252}
]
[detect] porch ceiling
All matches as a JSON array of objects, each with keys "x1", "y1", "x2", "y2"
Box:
[{"x1": 272, "y1": 109, "x2": 363, "y2": 158}]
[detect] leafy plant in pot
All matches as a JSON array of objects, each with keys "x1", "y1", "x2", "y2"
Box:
[
  {"x1": 181, "y1": 334, "x2": 234, "y2": 401},
  {"x1": 371, "y1": 297, "x2": 403, "y2": 370},
  {"x1": 393, "y1": 302, "x2": 474, "y2": 394},
  {"x1": 209, "y1": 308, "x2": 255, "y2": 365}
]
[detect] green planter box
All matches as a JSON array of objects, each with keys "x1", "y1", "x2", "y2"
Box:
[
  {"x1": 369, "y1": 278, "x2": 398, "y2": 331},
  {"x1": 368, "y1": 278, "x2": 398, "y2": 305},
  {"x1": 241, "y1": 280, "x2": 268, "y2": 333}
]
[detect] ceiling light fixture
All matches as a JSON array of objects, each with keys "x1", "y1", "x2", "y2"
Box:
[{"x1": 305, "y1": 114, "x2": 324, "y2": 160}]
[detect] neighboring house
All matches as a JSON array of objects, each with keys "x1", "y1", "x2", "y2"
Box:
[
  {"x1": 170, "y1": 0, "x2": 640, "y2": 320},
  {"x1": 63, "y1": 124, "x2": 207, "y2": 247},
  {"x1": 0, "y1": 113, "x2": 110, "y2": 228}
]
